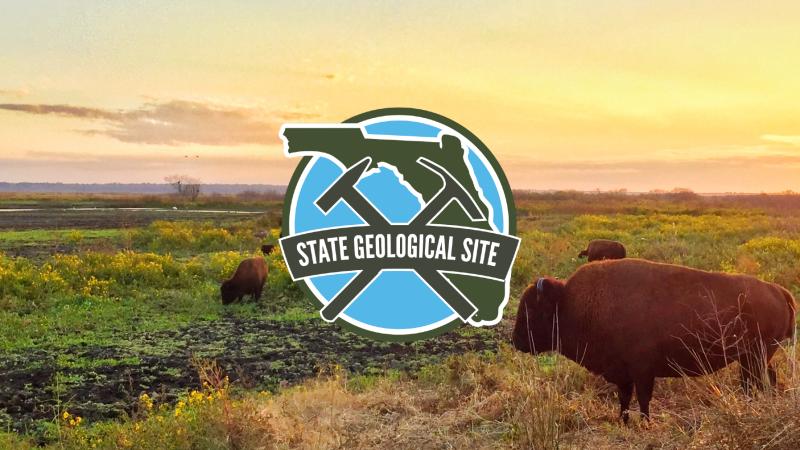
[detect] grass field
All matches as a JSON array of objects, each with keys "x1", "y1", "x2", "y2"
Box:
[{"x1": 1, "y1": 192, "x2": 799, "y2": 448}]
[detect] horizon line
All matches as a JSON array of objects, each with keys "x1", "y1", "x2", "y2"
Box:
[{"x1": 2, "y1": 181, "x2": 800, "y2": 196}]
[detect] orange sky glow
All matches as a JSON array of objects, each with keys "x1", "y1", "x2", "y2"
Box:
[{"x1": 2, "y1": 1, "x2": 800, "y2": 192}]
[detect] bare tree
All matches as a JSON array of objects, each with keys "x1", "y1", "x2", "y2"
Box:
[{"x1": 164, "y1": 175, "x2": 202, "y2": 201}]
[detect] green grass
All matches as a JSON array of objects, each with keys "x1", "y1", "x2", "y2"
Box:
[
  {"x1": 3, "y1": 193, "x2": 800, "y2": 447},
  {"x1": 0, "y1": 229, "x2": 121, "y2": 243},
  {"x1": 3, "y1": 202, "x2": 799, "y2": 357},
  {"x1": 0, "y1": 287, "x2": 215, "y2": 351}
]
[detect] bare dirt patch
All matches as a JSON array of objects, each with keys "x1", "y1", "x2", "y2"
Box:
[{"x1": 0, "y1": 317, "x2": 498, "y2": 433}]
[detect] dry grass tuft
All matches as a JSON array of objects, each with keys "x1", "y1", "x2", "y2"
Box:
[
  {"x1": 14, "y1": 342, "x2": 799, "y2": 449},
  {"x1": 214, "y1": 342, "x2": 800, "y2": 449}
]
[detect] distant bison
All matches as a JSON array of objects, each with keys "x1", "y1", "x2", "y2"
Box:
[
  {"x1": 513, "y1": 259, "x2": 796, "y2": 422},
  {"x1": 578, "y1": 239, "x2": 626, "y2": 262},
  {"x1": 261, "y1": 244, "x2": 276, "y2": 255},
  {"x1": 221, "y1": 257, "x2": 268, "y2": 305}
]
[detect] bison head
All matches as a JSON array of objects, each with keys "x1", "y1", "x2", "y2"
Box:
[
  {"x1": 512, "y1": 277, "x2": 565, "y2": 354},
  {"x1": 220, "y1": 280, "x2": 237, "y2": 305}
]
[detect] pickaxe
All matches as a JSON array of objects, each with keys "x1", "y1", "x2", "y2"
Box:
[
  {"x1": 315, "y1": 157, "x2": 384, "y2": 321},
  {"x1": 410, "y1": 157, "x2": 484, "y2": 226},
  {"x1": 314, "y1": 156, "x2": 484, "y2": 322},
  {"x1": 409, "y1": 157, "x2": 485, "y2": 322}
]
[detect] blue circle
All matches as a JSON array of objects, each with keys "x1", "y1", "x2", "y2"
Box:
[{"x1": 291, "y1": 117, "x2": 507, "y2": 332}]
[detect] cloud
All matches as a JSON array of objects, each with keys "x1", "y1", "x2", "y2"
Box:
[
  {"x1": 0, "y1": 103, "x2": 118, "y2": 119},
  {"x1": 761, "y1": 134, "x2": 800, "y2": 146},
  {"x1": 0, "y1": 100, "x2": 315, "y2": 146}
]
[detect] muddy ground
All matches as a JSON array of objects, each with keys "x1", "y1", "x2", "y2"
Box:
[
  {"x1": 0, "y1": 317, "x2": 500, "y2": 434},
  {"x1": 0, "y1": 206, "x2": 504, "y2": 438}
]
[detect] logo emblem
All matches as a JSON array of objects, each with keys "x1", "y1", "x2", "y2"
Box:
[{"x1": 280, "y1": 108, "x2": 519, "y2": 341}]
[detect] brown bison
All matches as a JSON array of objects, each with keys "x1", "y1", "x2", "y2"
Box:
[
  {"x1": 513, "y1": 259, "x2": 796, "y2": 422},
  {"x1": 221, "y1": 257, "x2": 268, "y2": 305},
  {"x1": 578, "y1": 239, "x2": 626, "y2": 262}
]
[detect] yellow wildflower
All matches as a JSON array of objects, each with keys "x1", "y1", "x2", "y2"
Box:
[{"x1": 139, "y1": 393, "x2": 154, "y2": 411}]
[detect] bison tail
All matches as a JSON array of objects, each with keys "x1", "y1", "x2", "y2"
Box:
[{"x1": 780, "y1": 287, "x2": 797, "y2": 340}]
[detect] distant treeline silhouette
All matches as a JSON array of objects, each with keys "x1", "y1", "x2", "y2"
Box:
[
  {"x1": 0, "y1": 182, "x2": 286, "y2": 196},
  {"x1": 513, "y1": 189, "x2": 800, "y2": 215}
]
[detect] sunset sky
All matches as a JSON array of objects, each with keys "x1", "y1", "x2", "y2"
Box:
[{"x1": 2, "y1": 1, "x2": 800, "y2": 192}]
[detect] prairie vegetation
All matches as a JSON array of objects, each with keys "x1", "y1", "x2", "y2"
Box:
[{"x1": 1, "y1": 192, "x2": 799, "y2": 448}]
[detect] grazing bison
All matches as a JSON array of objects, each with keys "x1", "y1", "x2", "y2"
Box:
[
  {"x1": 513, "y1": 259, "x2": 796, "y2": 422},
  {"x1": 578, "y1": 239, "x2": 626, "y2": 262},
  {"x1": 221, "y1": 257, "x2": 268, "y2": 305},
  {"x1": 261, "y1": 244, "x2": 276, "y2": 255}
]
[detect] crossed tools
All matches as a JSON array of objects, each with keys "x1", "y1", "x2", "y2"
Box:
[{"x1": 315, "y1": 156, "x2": 486, "y2": 322}]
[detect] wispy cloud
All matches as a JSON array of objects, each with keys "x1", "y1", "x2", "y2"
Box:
[
  {"x1": 0, "y1": 100, "x2": 314, "y2": 146},
  {"x1": 761, "y1": 134, "x2": 800, "y2": 146},
  {"x1": 0, "y1": 103, "x2": 118, "y2": 119}
]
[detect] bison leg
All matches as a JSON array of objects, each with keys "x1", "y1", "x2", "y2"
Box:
[
  {"x1": 617, "y1": 381, "x2": 634, "y2": 424},
  {"x1": 768, "y1": 364, "x2": 777, "y2": 387},
  {"x1": 634, "y1": 376, "x2": 655, "y2": 421},
  {"x1": 740, "y1": 348, "x2": 778, "y2": 394},
  {"x1": 255, "y1": 286, "x2": 263, "y2": 301}
]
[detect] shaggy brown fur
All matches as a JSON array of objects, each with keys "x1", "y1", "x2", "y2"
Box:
[
  {"x1": 578, "y1": 239, "x2": 626, "y2": 261},
  {"x1": 513, "y1": 258, "x2": 796, "y2": 423},
  {"x1": 221, "y1": 257, "x2": 268, "y2": 305}
]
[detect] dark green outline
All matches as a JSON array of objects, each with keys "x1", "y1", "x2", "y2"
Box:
[{"x1": 281, "y1": 107, "x2": 517, "y2": 341}]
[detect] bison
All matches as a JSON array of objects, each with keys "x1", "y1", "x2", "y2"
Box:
[
  {"x1": 513, "y1": 258, "x2": 796, "y2": 423},
  {"x1": 221, "y1": 257, "x2": 268, "y2": 305},
  {"x1": 578, "y1": 239, "x2": 626, "y2": 262}
]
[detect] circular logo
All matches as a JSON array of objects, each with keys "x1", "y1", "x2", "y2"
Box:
[{"x1": 280, "y1": 108, "x2": 518, "y2": 341}]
